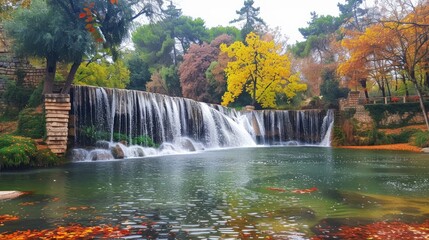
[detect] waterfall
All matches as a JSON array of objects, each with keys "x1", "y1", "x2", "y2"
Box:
[
  {"x1": 240, "y1": 109, "x2": 333, "y2": 145},
  {"x1": 70, "y1": 86, "x2": 334, "y2": 160}
]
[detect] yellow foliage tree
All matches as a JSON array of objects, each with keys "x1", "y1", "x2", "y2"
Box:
[
  {"x1": 220, "y1": 32, "x2": 307, "y2": 108},
  {"x1": 74, "y1": 60, "x2": 130, "y2": 89}
]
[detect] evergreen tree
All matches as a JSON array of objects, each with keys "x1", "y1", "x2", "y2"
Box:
[{"x1": 230, "y1": 0, "x2": 266, "y2": 39}]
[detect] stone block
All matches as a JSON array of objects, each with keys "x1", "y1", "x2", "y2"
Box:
[
  {"x1": 45, "y1": 113, "x2": 70, "y2": 119},
  {"x1": 46, "y1": 118, "x2": 69, "y2": 123},
  {"x1": 50, "y1": 148, "x2": 67, "y2": 154},
  {"x1": 45, "y1": 105, "x2": 71, "y2": 111},
  {"x1": 46, "y1": 131, "x2": 68, "y2": 137},
  {"x1": 46, "y1": 136, "x2": 68, "y2": 141},
  {"x1": 46, "y1": 122, "x2": 69, "y2": 128}
]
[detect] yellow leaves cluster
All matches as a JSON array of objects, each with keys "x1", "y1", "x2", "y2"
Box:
[{"x1": 220, "y1": 32, "x2": 307, "y2": 108}]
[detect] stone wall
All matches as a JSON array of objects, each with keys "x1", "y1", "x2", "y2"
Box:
[
  {"x1": 0, "y1": 57, "x2": 45, "y2": 88},
  {"x1": 45, "y1": 94, "x2": 71, "y2": 155},
  {"x1": 0, "y1": 24, "x2": 45, "y2": 114}
]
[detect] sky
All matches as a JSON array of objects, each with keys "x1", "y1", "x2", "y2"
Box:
[{"x1": 175, "y1": 0, "x2": 371, "y2": 43}]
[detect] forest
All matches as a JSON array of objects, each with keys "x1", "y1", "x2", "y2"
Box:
[{"x1": 0, "y1": 0, "x2": 428, "y2": 109}]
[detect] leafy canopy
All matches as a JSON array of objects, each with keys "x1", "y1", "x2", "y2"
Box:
[
  {"x1": 220, "y1": 32, "x2": 307, "y2": 108},
  {"x1": 74, "y1": 60, "x2": 130, "y2": 89}
]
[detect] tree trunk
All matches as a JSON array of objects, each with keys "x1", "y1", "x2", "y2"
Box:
[
  {"x1": 411, "y1": 71, "x2": 429, "y2": 131},
  {"x1": 385, "y1": 76, "x2": 392, "y2": 99},
  {"x1": 402, "y1": 75, "x2": 409, "y2": 97},
  {"x1": 61, "y1": 60, "x2": 82, "y2": 94},
  {"x1": 359, "y1": 79, "x2": 369, "y2": 99},
  {"x1": 43, "y1": 56, "x2": 57, "y2": 94},
  {"x1": 252, "y1": 77, "x2": 256, "y2": 107}
]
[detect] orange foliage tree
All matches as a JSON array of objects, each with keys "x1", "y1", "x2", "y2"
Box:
[{"x1": 338, "y1": 0, "x2": 429, "y2": 130}]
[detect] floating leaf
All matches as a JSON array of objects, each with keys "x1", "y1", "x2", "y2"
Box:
[
  {"x1": 0, "y1": 214, "x2": 19, "y2": 224},
  {"x1": 291, "y1": 187, "x2": 318, "y2": 194},
  {"x1": 266, "y1": 187, "x2": 287, "y2": 192}
]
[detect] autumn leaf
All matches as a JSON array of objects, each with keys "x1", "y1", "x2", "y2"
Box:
[
  {"x1": 79, "y1": 12, "x2": 86, "y2": 19},
  {"x1": 0, "y1": 225, "x2": 130, "y2": 239},
  {"x1": 0, "y1": 214, "x2": 19, "y2": 224}
]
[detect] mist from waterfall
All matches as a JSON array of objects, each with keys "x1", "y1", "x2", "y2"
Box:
[{"x1": 70, "y1": 86, "x2": 334, "y2": 161}]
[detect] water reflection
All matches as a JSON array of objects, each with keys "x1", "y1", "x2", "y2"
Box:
[{"x1": 0, "y1": 147, "x2": 428, "y2": 239}]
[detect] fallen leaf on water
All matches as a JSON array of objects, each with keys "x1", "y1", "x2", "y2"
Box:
[
  {"x1": 0, "y1": 214, "x2": 19, "y2": 224},
  {"x1": 291, "y1": 187, "x2": 318, "y2": 194},
  {"x1": 312, "y1": 220, "x2": 429, "y2": 239},
  {"x1": 266, "y1": 187, "x2": 287, "y2": 192},
  {"x1": 0, "y1": 224, "x2": 130, "y2": 239},
  {"x1": 19, "y1": 201, "x2": 37, "y2": 206}
]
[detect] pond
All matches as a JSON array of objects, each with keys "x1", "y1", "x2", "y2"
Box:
[{"x1": 1, "y1": 147, "x2": 429, "y2": 239}]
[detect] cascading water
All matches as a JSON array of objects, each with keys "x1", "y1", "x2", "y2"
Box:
[{"x1": 70, "y1": 86, "x2": 334, "y2": 161}]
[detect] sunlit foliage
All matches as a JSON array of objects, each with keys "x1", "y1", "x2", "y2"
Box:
[
  {"x1": 74, "y1": 60, "x2": 130, "y2": 89},
  {"x1": 221, "y1": 32, "x2": 307, "y2": 108}
]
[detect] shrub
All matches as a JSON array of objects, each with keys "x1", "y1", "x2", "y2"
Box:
[
  {"x1": 413, "y1": 131, "x2": 429, "y2": 148},
  {"x1": 390, "y1": 129, "x2": 418, "y2": 143},
  {"x1": 27, "y1": 82, "x2": 44, "y2": 108},
  {"x1": 3, "y1": 74, "x2": 32, "y2": 110},
  {"x1": 15, "y1": 108, "x2": 45, "y2": 138},
  {"x1": 32, "y1": 149, "x2": 65, "y2": 167},
  {"x1": 0, "y1": 135, "x2": 36, "y2": 169},
  {"x1": 366, "y1": 128, "x2": 393, "y2": 145},
  {"x1": 132, "y1": 135, "x2": 157, "y2": 147},
  {"x1": 0, "y1": 135, "x2": 63, "y2": 170}
]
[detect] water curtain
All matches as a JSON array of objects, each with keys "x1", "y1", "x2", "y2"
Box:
[{"x1": 71, "y1": 86, "x2": 334, "y2": 159}]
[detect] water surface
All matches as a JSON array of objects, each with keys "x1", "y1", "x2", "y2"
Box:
[{"x1": 1, "y1": 147, "x2": 428, "y2": 239}]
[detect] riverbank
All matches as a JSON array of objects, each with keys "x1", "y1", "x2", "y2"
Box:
[{"x1": 337, "y1": 143, "x2": 422, "y2": 152}]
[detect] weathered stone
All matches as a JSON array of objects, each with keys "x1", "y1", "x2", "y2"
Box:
[
  {"x1": 175, "y1": 138, "x2": 196, "y2": 152},
  {"x1": 45, "y1": 105, "x2": 71, "y2": 111},
  {"x1": 46, "y1": 122, "x2": 69, "y2": 128},
  {"x1": 96, "y1": 140, "x2": 111, "y2": 150},
  {"x1": 45, "y1": 118, "x2": 69, "y2": 123},
  {"x1": 45, "y1": 136, "x2": 68, "y2": 141},
  {"x1": 45, "y1": 141, "x2": 68, "y2": 146},
  {"x1": 45, "y1": 113, "x2": 70, "y2": 119},
  {"x1": 89, "y1": 150, "x2": 114, "y2": 161},
  {"x1": 111, "y1": 144, "x2": 125, "y2": 159},
  {"x1": 46, "y1": 131, "x2": 68, "y2": 136}
]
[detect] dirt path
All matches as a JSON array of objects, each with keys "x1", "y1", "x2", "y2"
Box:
[{"x1": 337, "y1": 143, "x2": 422, "y2": 152}]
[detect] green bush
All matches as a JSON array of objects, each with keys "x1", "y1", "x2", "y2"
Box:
[
  {"x1": 365, "y1": 103, "x2": 429, "y2": 128},
  {"x1": 3, "y1": 78, "x2": 32, "y2": 111},
  {"x1": 79, "y1": 126, "x2": 157, "y2": 147},
  {"x1": 15, "y1": 108, "x2": 45, "y2": 138},
  {"x1": 0, "y1": 135, "x2": 36, "y2": 169},
  {"x1": 27, "y1": 81, "x2": 44, "y2": 108},
  {"x1": 366, "y1": 128, "x2": 393, "y2": 145},
  {"x1": 390, "y1": 129, "x2": 418, "y2": 143},
  {"x1": 413, "y1": 131, "x2": 429, "y2": 148},
  {"x1": 0, "y1": 135, "x2": 63, "y2": 170},
  {"x1": 32, "y1": 149, "x2": 65, "y2": 167},
  {"x1": 132, "y1": 135, "x2": 157, "y2": 147}
]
